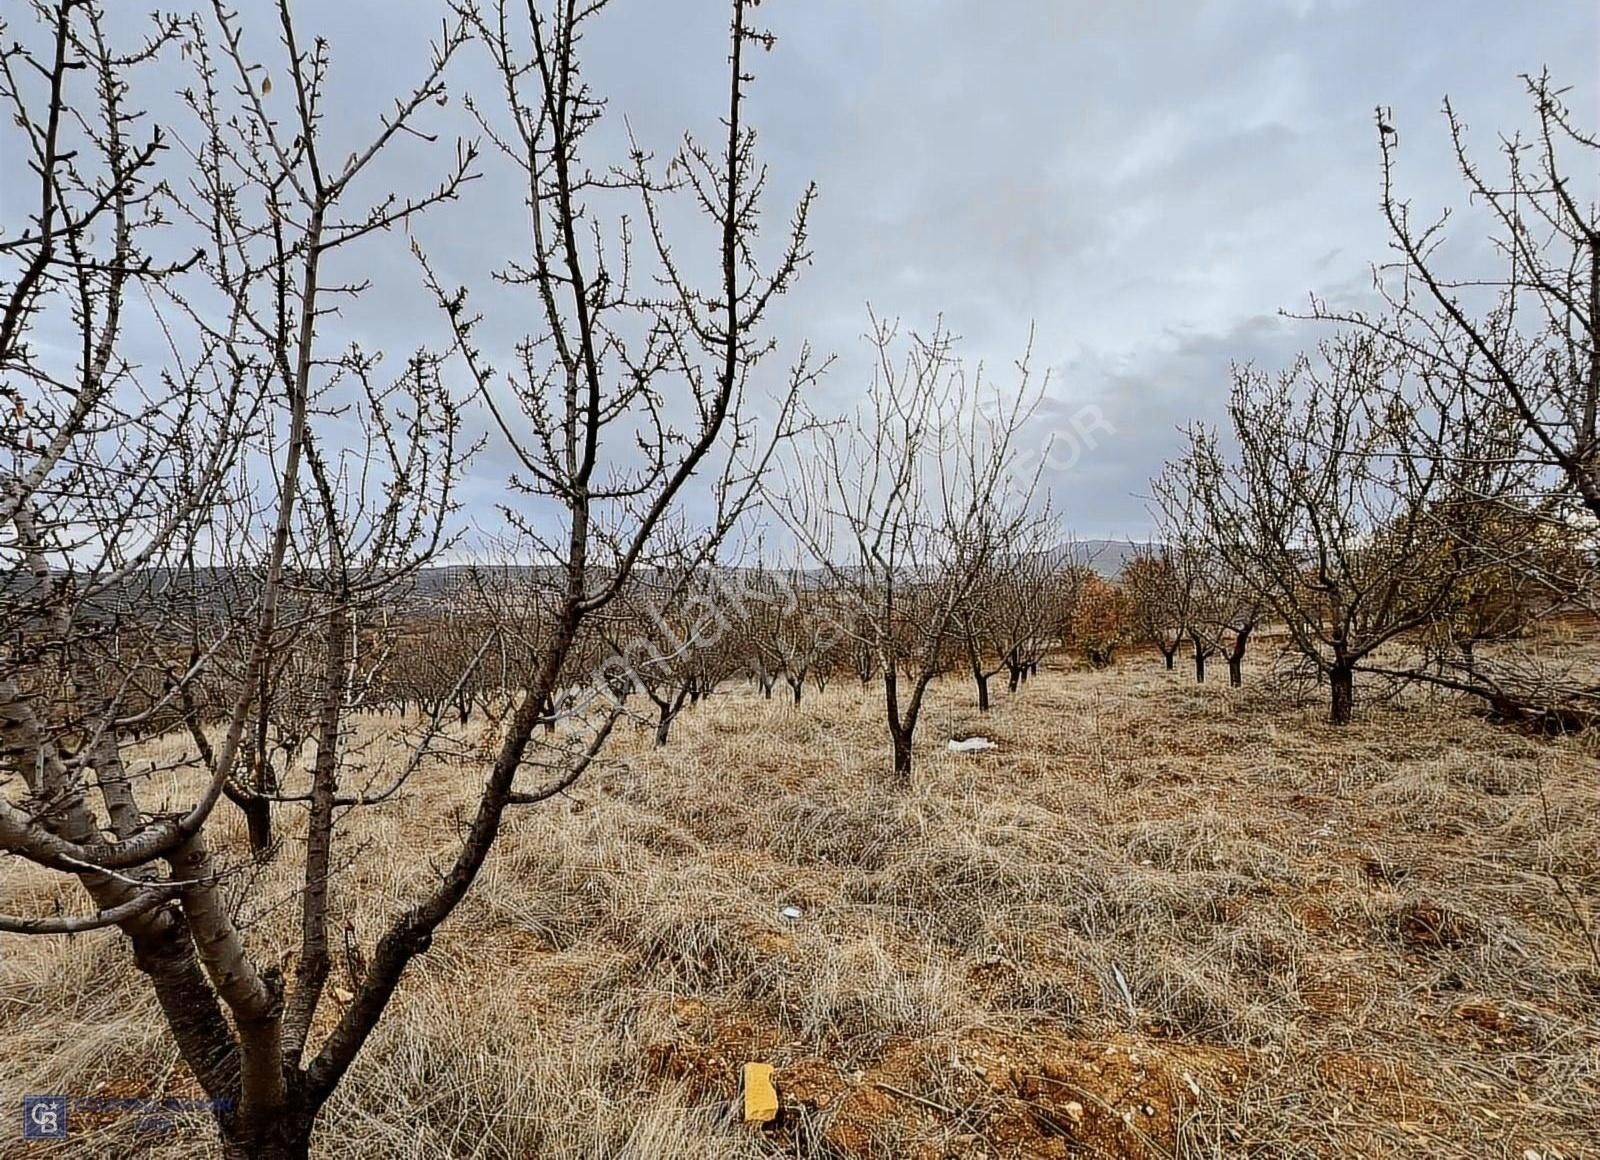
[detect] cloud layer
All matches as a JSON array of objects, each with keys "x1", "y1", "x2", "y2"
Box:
[{"x1": 8, "y1": 1, "x2": 1595, "y2": 541}]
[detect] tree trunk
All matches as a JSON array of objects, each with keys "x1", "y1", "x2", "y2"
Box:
[
  {"x1": 242, "y1": 709, "x2": 277, "y2": 860},
  {"x1": 654, "y1": 705, "x2": 673, "y2": 747},
  {"x1": 884, "y1": 671, "x2": 913, "y2": 783},
  {"x1": 243, "y1": 798, "x2": 274, "y2": 861},
  {"x1": 1193, "y1": 643, "x2": 1206, "y2": 683},
  {"x1": 974, "y1": 671, "x2": 990, "y2": 712},
  {"x1": 1330, "y1": 664, "x2": 1354, "y2": 725},
  {"x1": 1007, "y1": 664, "x2": 1022, "y2": 693},
  {"x1": 1227, "y1": 627, "x2": 1250, "y2": 687},
  {"x1": 219, "y1": 1112, "x2": 314, "y2": 1160},
  {"x1": 1160, "y1": 644, "x2": 1176, "y2": 670},
  {"x1": 790, "y1": 680, "x2": 802, "y2": 705},
  {"x1": 890, "y1": 727, "x2": 912, "y2": 781},
  {"x1": 126, "y1": 918, "x2": 244, "y2": 1109}
]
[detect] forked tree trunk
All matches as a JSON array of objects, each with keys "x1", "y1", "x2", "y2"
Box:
[
  {"x1": 654, "y1": 683, "x2": 693, "y2": 747},
  {"x1": 219, "y1": 1110, "x2": 314, "y2": 1160},
  {"x1": 1160, "y1": 642, "x2": 1178, "y2": 670},
  {"x1": 884, "y1": 669, "x2": 915, "y2": 783},
  {"x1": 1227, "y1": 626, "x2": 1250, "y2": 687}
]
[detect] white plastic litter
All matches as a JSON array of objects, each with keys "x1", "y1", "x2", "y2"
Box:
[
  {"x1": 778, "y1": 905, "x2": 803, "y2": 921},
  {"x1": 947, "y1": 737, "x2": 996, "y2": 753}
]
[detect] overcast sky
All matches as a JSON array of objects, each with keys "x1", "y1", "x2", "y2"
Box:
[{"x1": 12, "y1": 1, "x2": 1599, "y2": 544}]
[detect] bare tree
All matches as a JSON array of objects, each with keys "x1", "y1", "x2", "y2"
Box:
[
  {"x1": 1207, "y1": 558, "x2": 1267, "y2": 688},
  {"x1": 602, "y1": 563, "x2": 736, "y2": 747},
  {"x1": 780, "y1": 314, "x2": 1042, "y2": 780},
  {"x1": 739, "y1": 563, "x2": 838, "y2": 705},
  {"x1": 955, "y1": 519, "x2": 1059, "y2": 709},
  {"x1": 1149, "y1": 471, "x2": 1265, "y2": 685},
  {"x1": 1, "y1": 1, "x2": 472, "y2": 1154},
  {"x1": 0, "y1": 1, "x2": 809, "y2": 1156},
  {"x1": 1317, "y1": 75, "x2": 1600, "y2": 527},
  {"x1": 1304, "y1": 76, "x2": 1600, "y2": 724},
  {"x1": 1175, "y1": 332, "x2": 1520, "y2": 723},
  {"x1": 1374, "y1": 502, "x2": 1600, "y2": 729},
  {"x1": 1120, "y1": 545, "x2": 1188, "y2": 671}
]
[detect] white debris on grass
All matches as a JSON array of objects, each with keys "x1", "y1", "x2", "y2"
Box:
[{"x1": 947, "y1": 736, "x2": 996, "y2": 753}]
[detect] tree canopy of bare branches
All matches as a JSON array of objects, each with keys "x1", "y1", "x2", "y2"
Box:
[
  {"x1": 779, "y1": 314, "x2": 1044, "y2": 779},
  {"x1": 0, "y1": 1, "x2": 812, "y2": 1155}
]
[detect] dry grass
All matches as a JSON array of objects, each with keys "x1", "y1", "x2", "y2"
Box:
[{"x1": 3, "y1": 655, "x2": 1599, "y2": 1158}]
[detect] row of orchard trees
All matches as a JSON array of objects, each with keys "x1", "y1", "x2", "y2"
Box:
[
  {"x1": 0, "y1": 0, "x2": 1095, "y2": 1134},
  {"x1": 0, "y1": 1, "x2": 820, "y2": 1155},
  {"x1": 2, "y1": 0, "x2": 1592, "y2": 1150},
  {"x1": 324, "y1": 312, "x2": 1102, "y2": 784},
  {"x1": 1121, "y1": 328, "x2": 1591, "y2": 727},
  {"x1": 1122, "y1": 74, "x2": 1600, "y2": 727},
  {"x1": 354, "y1": 537, "x2": 1102, "y2": 757}
]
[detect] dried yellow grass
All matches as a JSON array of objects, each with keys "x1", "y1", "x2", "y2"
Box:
[{"x1": 2, "y1": 657, "x2": 1597, "y2": 1158}]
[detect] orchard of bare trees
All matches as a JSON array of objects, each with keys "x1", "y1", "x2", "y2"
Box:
[{"x1": 3, "y1": 1, "x2": 1597, "y2": 1157}]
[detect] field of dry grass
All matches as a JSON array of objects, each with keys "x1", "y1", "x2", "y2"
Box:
[{"x1": 3, "y1": 656, "x2": 1599, "y2": 1158}]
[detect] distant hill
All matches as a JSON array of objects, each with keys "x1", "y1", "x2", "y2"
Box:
[
  {"x1": 1038, "y1": 539, "x2": 1151, "y2": 577},
  {"x1": 401, "y1": 542, "x2": 1154, "y2": 597}
]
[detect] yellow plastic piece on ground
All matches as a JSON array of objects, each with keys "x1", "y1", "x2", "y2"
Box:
[{"x1": 743, "y1": 1062, "x2": 778, "y2": 1124}]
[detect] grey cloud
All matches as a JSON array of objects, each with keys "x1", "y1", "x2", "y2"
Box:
[{"x1": 7, "y1": 0, "x2": 1595, "y2": 548}]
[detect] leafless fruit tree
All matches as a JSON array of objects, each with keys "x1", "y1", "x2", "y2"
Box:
[
  {"x1": 1120, "y1": 544, "x2": 1194, "y2": 674},
  {"x1": 1148, "y1": 469, "x2": 1265, "y2": 687},
  {"x1": 955, "y1": 519, "x2": 1060, "y2": 709},
  {"x1": 1172, "y1": 332, "x2": 1520, "y2": 723},
  {"x1": 1306, "y1": 76, "x2": 1600, "y2": 725},
  {"x1": 779, "y1": 314, "x2": 1042, "y2": 780},
  {"x1": 0, "y1": 0, "x2": 811, "y2": 1155},
  {"x1": 1319, "y1": 76, "x2": 1599, "y2": 528},
  {"x1": 2, "y1": 0, "x2": 472, "y2": 1153}
]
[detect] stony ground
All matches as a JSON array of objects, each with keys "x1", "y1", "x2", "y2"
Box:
[{"x1": 3, "y1": 656, "x2": 1598, "y2": 1158}]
